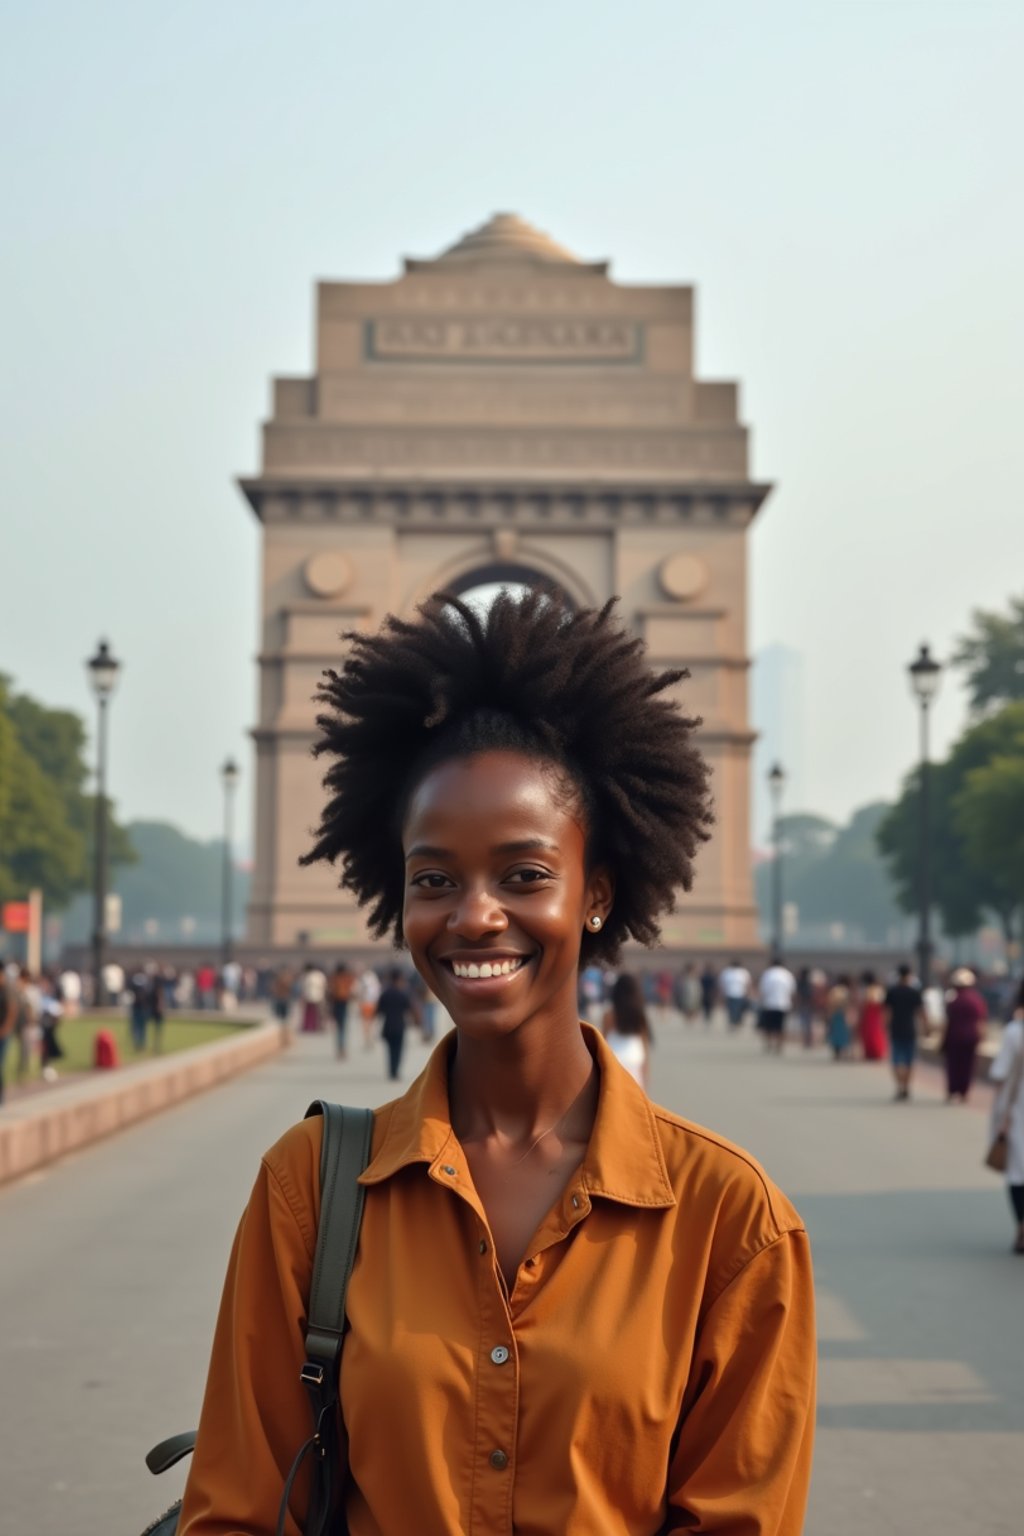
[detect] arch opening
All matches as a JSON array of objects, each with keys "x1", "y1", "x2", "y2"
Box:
[{"x1": 444, "y1": 561, "x2": 576, "y2": 619}]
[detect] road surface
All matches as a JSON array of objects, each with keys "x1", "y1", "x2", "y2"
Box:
[{"x1": 1, "y1": 1015, "x2": 1019, "y2": 1535}]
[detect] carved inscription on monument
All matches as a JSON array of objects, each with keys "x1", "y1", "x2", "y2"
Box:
[{"x1": 366, "y1": 316, "x2": 641, "y2": 363}]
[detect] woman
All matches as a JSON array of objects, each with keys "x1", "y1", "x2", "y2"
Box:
[
  {"x1": 989, "y1": 976, "x2": 1024, "y2": 1253},
  {"x1": 299, "y1": 961, "x2": 326, "y2": 1033},
  {"x1": 827, "y1": 974, "x2": 853, "y2": 1060},
  {"x1": 795, "y1": 965, "x2": 815, "y2": 1049},
  {"x1": 178, "y1": 591, "x2": 815, "y2": 1535},
  {"x1": 857, "y1": 970, "x2": 887, "y2": 1061},
  {"x1": 601, "y1": 972, "x2": 652, "y2": 1089},
  {"x1": 329, "y1": 961, "x2": 354, "y2": 1060},
  {"x1": 942, "y1": 967, "x2": 988, "y2": 1102}
]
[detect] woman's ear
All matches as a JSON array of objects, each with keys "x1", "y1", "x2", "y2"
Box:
[{"x1": 585, "y1": 866, "x2": 615, "y2": 928}]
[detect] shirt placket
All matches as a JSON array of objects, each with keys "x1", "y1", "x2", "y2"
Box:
[{"x1": 430, "y1": 1148, "x2": 594, "y2": 1534}]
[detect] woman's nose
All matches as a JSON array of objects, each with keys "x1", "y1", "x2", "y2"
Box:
[{"x1": 448, "y1": 887, "x2": 508, "y2": 939}]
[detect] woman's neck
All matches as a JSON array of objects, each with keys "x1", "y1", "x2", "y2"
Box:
[{"x1": 448, "y1": 1004, "x2": 598, "y2": 1146}]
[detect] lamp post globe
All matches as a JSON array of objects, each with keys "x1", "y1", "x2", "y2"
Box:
[
  {"x1": 907, "y1": 643, "x2": 942, "y2": 988},
  {"x1": 220, "y1": 757, "x2": 241, "y2": 971},
  {"x1": 86, "y1": 639, "x2": 122, "y2": 1008},
  {"x1": 767, "y1": 762, "x2": 786, "y2": 955}
]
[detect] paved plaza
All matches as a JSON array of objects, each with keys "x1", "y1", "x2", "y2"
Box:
[{"x1": 1, "y1": 1013, "x2": 1019, "y2": 1536}]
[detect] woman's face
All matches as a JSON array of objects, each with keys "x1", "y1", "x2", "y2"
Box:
[{"x1": 402, "y1": 750, "x2": 612, "y2": 1039}]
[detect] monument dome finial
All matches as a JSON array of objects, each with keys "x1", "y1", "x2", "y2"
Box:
[{"x1": 434, "y1": 212, "x2": 580, "y2": 266}]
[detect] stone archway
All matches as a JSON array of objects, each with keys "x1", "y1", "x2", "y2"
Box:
[{"x1": 240, "y1": 214, "x2": 770, "y2": 955}]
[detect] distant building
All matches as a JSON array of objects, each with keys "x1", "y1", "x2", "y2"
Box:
[{"x1": 240, "y1": 213, "x2": 774, "y2": 954}]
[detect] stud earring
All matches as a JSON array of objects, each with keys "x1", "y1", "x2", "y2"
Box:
[{"x1": 589, "y1": 915, "x2": 602, "y2": 929}]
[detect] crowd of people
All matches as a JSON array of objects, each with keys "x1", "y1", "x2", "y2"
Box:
[
  {"x1": 3, "y1": 947, "x2": 1023, "y2": 1254},
  {"x1": 578, "y1": 955, "x2": 1024, "y2": 1254}
]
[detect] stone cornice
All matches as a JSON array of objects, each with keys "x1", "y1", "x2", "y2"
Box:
[{"x1": 238, "y1": 478, "x2": 773, "y2": 525}]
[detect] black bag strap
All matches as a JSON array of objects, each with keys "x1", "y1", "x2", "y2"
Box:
[{"x1": 275, "y1": 1102, "x2": 374, "y2": 1536}]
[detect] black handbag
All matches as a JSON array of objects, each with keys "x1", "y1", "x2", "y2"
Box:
[{"x1": 139, "y1": 1101, "x2": 374, "y2": 1536}]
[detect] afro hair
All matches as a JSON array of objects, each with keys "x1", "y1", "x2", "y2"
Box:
[{"x1": 301, "y1": 589, "x2": 713, "y2": 962}]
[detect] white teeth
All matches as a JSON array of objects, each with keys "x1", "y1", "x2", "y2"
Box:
[{"x1": 449, "y1": 957, "x2": 527, "y2": 979}]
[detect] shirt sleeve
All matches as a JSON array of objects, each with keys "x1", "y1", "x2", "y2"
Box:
[
  {"x1": 990, "y1": 1021, "x2": 1023, "y2": 1083},
  {"x1": 178, "y1": 1154, "x2": 335, "y2": 1536},
  {"x1": 664, "y1": 1229, "x2": 816, "y2": 1535}
]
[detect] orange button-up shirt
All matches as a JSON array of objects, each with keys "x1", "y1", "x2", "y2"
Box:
[{"x1": 180, "y1": 1027, "x2": 815, "y2": 1535}]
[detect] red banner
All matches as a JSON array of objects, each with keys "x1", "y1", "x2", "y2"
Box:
[{"x1": 2, "y1": 901, "x2": 30, "y2": 933}]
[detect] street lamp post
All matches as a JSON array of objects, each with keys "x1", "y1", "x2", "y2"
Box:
[
  {"x1": 908, "y1": 643, "x2": 942, "y2": 988},
  {"x1": 220, "y1": 757, "x2": 241, "y2": 970},
  {"x1": 768, "y1": 762, "x2": 786, "y2": 955},
  {"x1": 87, "y1": 640, "x2": 122, "y2": 1007}
]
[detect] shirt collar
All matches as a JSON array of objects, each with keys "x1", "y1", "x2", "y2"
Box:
[{"x1": 360, "y1": 1023, "x2": 675, "y2": 1210}]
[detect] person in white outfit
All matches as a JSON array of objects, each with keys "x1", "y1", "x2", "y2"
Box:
[
  {"x1": 989, "y1": 975, "x2": 1024, "y2": 1254},
  {"x1": 601, "y1": 972, "x2": 651, "y2": 1090},
  {"x1": 758, "y1": 958, "x2": 797, "y2": 1055}
]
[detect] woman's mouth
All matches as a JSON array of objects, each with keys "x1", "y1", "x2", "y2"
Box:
[{"x1": 441, "y1": 954, "x2": 533, "y2": 983}]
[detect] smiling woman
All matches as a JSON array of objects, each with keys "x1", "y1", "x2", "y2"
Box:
[{"x1": 177, "y1": 590, "x2": 816, "y2": 1536}]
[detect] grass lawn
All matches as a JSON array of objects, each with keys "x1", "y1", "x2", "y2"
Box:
[{"x1": 19, "y1": 1014, "x2": 243, "y2": 1083}]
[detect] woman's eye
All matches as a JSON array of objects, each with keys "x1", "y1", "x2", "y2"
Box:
[
  {"x1": 411, "y1": 872, "x2": 452, "y2": 890},
  {"x1": 506, "y1": 868, "x2": 550, "y2": 885}
]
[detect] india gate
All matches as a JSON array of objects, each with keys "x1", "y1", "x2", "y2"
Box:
[{"x1": 239, "y1": 214, "x2": 769, "y2": 955}]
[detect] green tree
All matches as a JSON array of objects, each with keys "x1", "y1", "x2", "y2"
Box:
[
  {"x1": 797, "y1": 803, "x2": 906, "y2": 943},
  {"x1": 954, "y1": 748, "x2": 1024, "y2": 944},
  {"x1": 953, "y1": 592, "x2": 1024, "y2": 714},
  {"x1": 877, "y1": 702, "x2": 1024, "y2": 940},
  {"x1": 59, "y1": 819, "x2": 252, "y2": 945},
  {"x1": 112, "y1": 820, "x2": 250, "y2": 938},
  {"x1": 0, "y1": 676, "x2": 133, "y2": 910}
]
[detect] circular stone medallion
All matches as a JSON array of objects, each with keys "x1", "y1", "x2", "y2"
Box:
[
  {"x1": 659, "y1": 552, "x2": 709, "y2": 602},
  {"x1": 304, "y1": 551, "x2": 352, "y2": 599}
]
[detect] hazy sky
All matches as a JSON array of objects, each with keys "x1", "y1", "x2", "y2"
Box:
[{"x1": 2, "y1": 0, "x2": 1021, "y2": 851}]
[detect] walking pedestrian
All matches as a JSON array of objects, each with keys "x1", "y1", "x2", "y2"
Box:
[
  {"x1": 128, "y1": 967, "x2": 149, "y2": 1052},
  {"x1": 719, "y1": 957, "x2": 752, "y2": 1028},
  {"x1": 14, "y1": 965, "x2": 32, "y2": 1082},
  {"x1": 857, "y1": 971, "x2": 887, "y2": 1061},
  {"x1": 0, "y1": 961, "x2": 18, "y2": 1105},
  {"x1": 329, "y1": 961, "x2": 354, "y2": 1059},
  {"x1": 269, "y1": 963, "x2": 294, "y2": 1043},
  {"x1": 699, "y1": 961, "x2": 717, "y2": 1024},
  {"x1": 795, "y1": 966, "x2": 815, "y2": 1048},
  {"x1": 942, "y1": 967, "x2": 988, "y2": 1103},
  {"x1": 988, "y1": 976, "x2": 1024, "y2": 1253},
  {"x1": 178, "y1": 590, "x2": 815, "y2": 1536},
  {"x1": 374, "y1": 968, "x2": 418, "y2": 1081},
  {"x1": 38, "y1": 981, "x2": 64, "y2": 1081},
  {"x1": 299, "y1": 962, "x2": 326, "y2": 1033},
  {"x1": 601, "y1": 971, "x2": 652, "y2": 1089},
  {"x1": 826, "y1": 975, "x2": 853, "y2": 1060},
  {"x1": 148, "y1": 964, "x2": 165, "y2": 1053},
  {"x1": 58, "y1": 965, "x2": 82, "y2": 1018},
  {"x1": 676, "y1": 962, "x2": 701, "y2": 1024},
  {"x1": 195, "y1": 963, "x2": 216, "y2": 1010},
  {"x1": 757, "y1": 955, "x2": 796, "y2": 1055},
  {"x1": 356, "y1": 965, "x2": 381, "y2": 1050},
  {"x1": 883, "y1": 964, "x2": 925, "y2": 1100}
]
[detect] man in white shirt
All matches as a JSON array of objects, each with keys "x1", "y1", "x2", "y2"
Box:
[
  {"x1": 718, "y1": 960, "x2": 752, "y2": 1028},
  {"x1": 758, "y1": 957, "x2": 797, "y2": 1054}
]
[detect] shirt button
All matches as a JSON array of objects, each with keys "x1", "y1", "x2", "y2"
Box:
[
  {"x1": 441, "y1": 1165, "x2": 457, "y2": 1176},
  {"x1": 489, "y1": 1449, "x2": 509, "y2": 1470},
  {"x1": 490, "y1": 1345, "x2": 509, "y2": 1366},
  {"x1": 479, "y1": 1239, "x2": 488, "y2": 1255}
]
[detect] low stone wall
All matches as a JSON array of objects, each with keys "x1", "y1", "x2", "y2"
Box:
[{"x1": 0, "y1": 1020, "x2": 283, "y2": 1186}]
